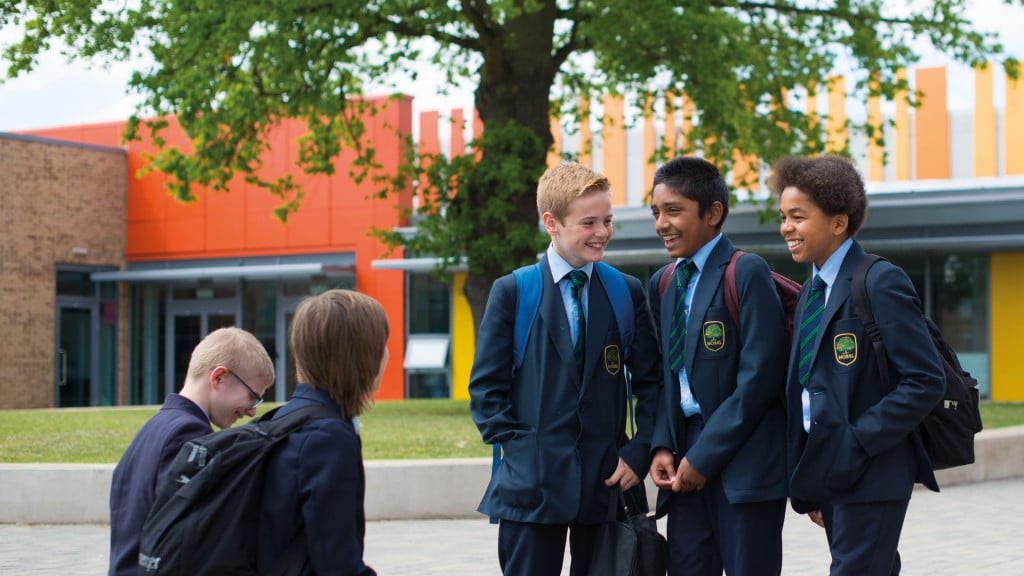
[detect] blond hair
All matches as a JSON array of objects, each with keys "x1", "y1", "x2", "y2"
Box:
[
  {"x1": 187, "y1": 327, "x2": 275, "y2": 383},
  {"x1": 536, "y1": 162, "x2": 611, "y2": 223},
  {"x1": 290, "y1": 289, "x2": 390, "y2": 419}
]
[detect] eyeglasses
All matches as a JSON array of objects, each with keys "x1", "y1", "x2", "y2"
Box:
[{"x1": 227, "y1": 369, "x2": 264, "y2": 410}]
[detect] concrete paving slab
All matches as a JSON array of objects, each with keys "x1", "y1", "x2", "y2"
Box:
[{"x1": 2, "y1": 477, "x2": 1023, "y2": 575}]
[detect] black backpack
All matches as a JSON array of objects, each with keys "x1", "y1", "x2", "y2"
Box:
[
  {"x1": 852, "y1": 254, "x2": 983, "y2": 471},
  {"x1": 138, "y1": 403, "x2": 338, "y2": 576}
]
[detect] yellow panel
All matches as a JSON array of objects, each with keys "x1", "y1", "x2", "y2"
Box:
[
  {"x1": 602, "y1": 94, "x2": 628, "y2": 206},
  {"x1": 450, "y1": 272, "x2": 475, "y2": 401},
  {"x1": 579, "y1": 96, "x2": 592, "y2": 168},
  {"x1": 643, "y1": 95, "x2": 656, "y2": 200},
  {"x1": 974, "y1": 65, "x2": 997, "y2": 177},
  {"x1": 990, "y1": 253, "x2": 1024, "y2": 401},
  {"x1": 732, "y1": 150, "x2": 758, "y2": 192},
  {"x1": 806, "y1": 82, "x2": 820, "y2": 154},
  {"x1": 826, "y1": 75, "x2": 847, "y2": 153},
  {"x1": 1006, "y1": 74, "x2": 1024, "y2": 175},
  {"x1": 548, "y1": 115, "x2": 562, "y2": 168},
  {"x1": 894, "y1": 69, "x2": 911, "y2": 181},
  {"x1": 914, "y1": 66, "x2": 950, "y2": 179},
  {"x1": 867, "y1": 77, "x2": 885, "y2": 181}
]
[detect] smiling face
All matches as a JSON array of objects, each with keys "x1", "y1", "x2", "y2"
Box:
[
  {"x1": 543, "y1": 189, "x2": 613, "y2": 268},
  {"x1": 650, "y1": 183, "x2": 723, "y2": 259},
  {"x1": 208, "y1": 366, "x2": 273, "y2": 429},
  {"x1": 779, "y1": 185, "x2": 849, "y2": 269}
]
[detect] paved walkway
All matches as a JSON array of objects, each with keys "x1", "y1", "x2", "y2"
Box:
[{"x1": 2, "y1": 477, "x2": 1022, "y2": 575}]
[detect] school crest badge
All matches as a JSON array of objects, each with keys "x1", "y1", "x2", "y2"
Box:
[
  {"x1": 834, "y1": 333, "x2": 857, "y2": 366},
  {"x1": 604, "y1": 345, "x2": 621, "y2": 375},
  {"x1": 702, "y1": 321, "x2": 725, "y2": 352}
]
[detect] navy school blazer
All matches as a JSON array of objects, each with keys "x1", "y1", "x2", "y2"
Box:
[
  {"x1": 647, "y1": 235, "x2": 789, "y2": 517},
  {"x1": 786, "y1": 241, "x2": 945, "y2": 513},
  {"x1": 469, "y1": 254, "x2": 662, "y2": 525}
]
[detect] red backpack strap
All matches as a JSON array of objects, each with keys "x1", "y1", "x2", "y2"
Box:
[
  {"x1": 724, "y1": 250, "x2": 745, "y2": 330},
  {"x1": 657, "y1": 260, "x2": 678, "y2": 298}
]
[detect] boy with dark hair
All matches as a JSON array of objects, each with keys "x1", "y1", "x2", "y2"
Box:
[
  {"x1": 772, "y1": 155, "x2": 945, "y2": 576},
  {"x1": 647, "y1": 156, "x2": 789, "y2": 575},
  {"x1": 109, "y1": 327, "x2": 275, "y2": 576},
  {"x1": 470, "y1": 162, "x2": 662, "y2": 575}
]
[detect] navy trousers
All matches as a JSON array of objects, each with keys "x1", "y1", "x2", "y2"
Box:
[
  {"x1": 822, "y1": 499, "x2": 909, "y2": 576},
  {"x1": 665, "y1": 415, "x2": 786, "y2": 576},
  {"x1": 497, "y1": 518, "x2": 602, "y2": 576}
]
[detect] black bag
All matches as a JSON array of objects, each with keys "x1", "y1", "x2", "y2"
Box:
[
  {"x1": 588, "y1": 486, "x2": 667, "y2": 576},
  {"x1": 138, "y1": 403, "x2": 337, "y2": 576},
  {"x1": 853, "y1": 254, "x2": 983, "y2": 470}
]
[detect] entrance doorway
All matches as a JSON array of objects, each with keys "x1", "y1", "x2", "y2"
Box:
[
  {"x1": 165, "y1": 299, "x2": 239, "y2": 395},
  {"x1": 55, "y1": 304, "x2": 94, "y2": 407}
]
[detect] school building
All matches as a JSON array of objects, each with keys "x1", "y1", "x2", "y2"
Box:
[{"x1": 1, "y1": 66, "x2": 1023, "y2": 410}]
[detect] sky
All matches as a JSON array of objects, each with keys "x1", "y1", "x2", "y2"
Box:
[{"x1": 0, "y1": 1, "x2": 1022, "y2": 133}]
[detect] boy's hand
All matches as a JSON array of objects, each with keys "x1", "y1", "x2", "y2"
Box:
[
  {"x1": 649, "y1": 448, "x2": 677, "y2": 489},
  {"x1": 807, "y1": 509, "x2": 825, "y2": 528},
  {"x1": 605, "y1": 457, "x2": 641, "y2": 491},
  {"x1": 673, "y1": 457, "x2": 707, "y2": 492}
]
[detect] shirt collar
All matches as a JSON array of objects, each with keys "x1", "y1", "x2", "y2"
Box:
[
  {"x1": 813, "y1": 236, "x2": 854, "y2": 288},
  {"x1": 676, "y1": 232, "x2": 723, "y2": 272},
  {"x1": 547, "y1": 244, "x2": 594, "y2": 282}
]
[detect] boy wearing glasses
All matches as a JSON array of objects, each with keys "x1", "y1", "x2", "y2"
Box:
[{"x1": 108, "y1": 327, "x2": 275, "y2": 576}]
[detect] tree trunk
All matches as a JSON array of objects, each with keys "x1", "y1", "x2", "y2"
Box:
[{"x1": 463, "y1": 3, "x2": 559, "y2": 335}]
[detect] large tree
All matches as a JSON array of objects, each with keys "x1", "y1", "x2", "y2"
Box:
[{"x1": 2, "y1": 0, "x2": 1019, "y2": 328}]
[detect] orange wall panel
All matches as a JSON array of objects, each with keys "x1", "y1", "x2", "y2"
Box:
[
  {"x1": 602, "y1": 94, "x2": 627, "y2": 205},
  {"x1": 204, "y1": 215, "x2": 247, "y2": 254},
  {"x1": 164, "y1": 217, "x2": 206, "y2": 254},
  {"x1": 975, "y1": 65, "x2": 997, "y2": 177},
  {"x1": 914, "y1": 67, "x2": 950, "y2": 180},
  {"x1": 1006, "y1": 74, "x2": 1024, "y2": 175},
  {"x1": 126, "y1": 220, "x2": 167, "y2": 256}
]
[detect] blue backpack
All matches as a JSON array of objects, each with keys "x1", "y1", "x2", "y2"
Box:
[
  {"x1": 511, "y1": 261, "x2": 635, "y2": 370},
  {"x1": 489, "y1": 261, "x2": 636, "y2": 523}
]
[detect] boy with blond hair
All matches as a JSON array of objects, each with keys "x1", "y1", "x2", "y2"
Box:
[
  {"x1": 109, "y1": 327, "x2": 275, "y2": 576},
  {"x1": 470, "y1": 162, "x2": 662, "y2": 575}
]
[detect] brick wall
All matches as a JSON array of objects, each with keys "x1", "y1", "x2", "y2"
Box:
[{"x1": 0, "y1": 134, "x2": 126, "y2": 409}]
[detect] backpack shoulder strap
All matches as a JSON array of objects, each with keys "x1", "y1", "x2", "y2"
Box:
[
  {"x1": 596, "y1": 262, "x2": 634, "y2": 360},
  {"x1": 852, "y1": 254, "x2": 890, "y2": 390},
  {"x1": 657, "y1": 261, "x2": 678, "y2": 298},
  {"x1": 257, "y1": 403, "x2": 339, "y2": 437},
  {"x1": 512, "y1": 263, "x2": 543, "y2": 372},
  {"x1": 723, "y1": 250, "x2": 745, "y2": 331}
]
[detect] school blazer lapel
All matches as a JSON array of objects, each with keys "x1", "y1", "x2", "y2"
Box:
[
  {"x1": 684, "y1": 242, "x2": 729, "y2": 377},
  {"x1": 537, "y1": 256, "x2": 575, "y2": 378},
  {"x1": 582, "y1": 271, "x2": 613, "y2": 386}
]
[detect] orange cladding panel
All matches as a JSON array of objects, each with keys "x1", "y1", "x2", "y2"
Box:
[{"x1": 914, "y1": 67, "x2": 950, "y2": 180}]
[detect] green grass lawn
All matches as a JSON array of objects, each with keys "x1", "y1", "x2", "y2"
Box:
[{"x1": 1, "y1": 400, "x2": 1022, "y2": 464}]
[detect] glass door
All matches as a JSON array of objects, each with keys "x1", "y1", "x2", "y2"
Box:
[
  {"x1": 166, "y1": 308, "x2": 239, "y2": 395},
  {"x1": 55, "y1": 305, "x2": 95, "y2": 407}
]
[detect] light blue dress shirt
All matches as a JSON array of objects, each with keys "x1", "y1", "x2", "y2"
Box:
[
  {"x1": 801, "y1": 237, "x2": 854, "y2": 432},
  {"x1": 676, "y1": 233, "x2": 723, "y2": 417}
]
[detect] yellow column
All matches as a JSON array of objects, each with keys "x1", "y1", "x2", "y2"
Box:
[
  {"x1": 450, "y1": 272, "x2": 475, "y2": 400},
  {"x1": 826, "y1": 75, "x2": 848, "y2": 153},
  {"x1": 894, "y1": 69, "x2": 911, "y2": 181},
  {"x1": 914, "y1": 66, "x2": 950, "y2": 180},
  {"x1": 602, "y1": 94, "x2": 628, "y2": 206},
  {"x1": 806, "y1": 81, "x2": 820, "y2": 154},
  {"x1": 548, "y1": 114, "x2": 562, "y2": 168},
  {"x1": 579, "y1": 96, "x2": 592, "y2": 168},
  {"x1": 1006, "y1": 72, "x2": 1024, "y2": 175},
  {"x1": 680, "y1": 94, "x2": 695, "y2": 155},
  {"x1": 867, "y1": 74, "x2": 885, "y2": 182},
  {"x1": 974, "y1": 65, "x2": 997, "y2": 177},
  {"x1": 664, "y1": 92, "x2": 677, "y2": 158},
  {"x1": 643, "y1": 95, "x2": 657, "y2": 198},
  {"x1": 990, "y1": 253, "x2": 1024, "y2": 401}
]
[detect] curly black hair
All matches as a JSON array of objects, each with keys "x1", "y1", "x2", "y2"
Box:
[{"x1": 769, "y1": 155, "x2": 868, "y2": 236}]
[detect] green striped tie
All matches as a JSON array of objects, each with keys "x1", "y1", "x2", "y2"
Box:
[
  {"x1": 568, "y1": 269, "x2": 588, "y2": 372},
  {"x1": 668, "y1": 260, "x2": 697, "y2": 373},
  {"x1": 798, "y1": 275, "x2": 827, "y2": 385}
]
